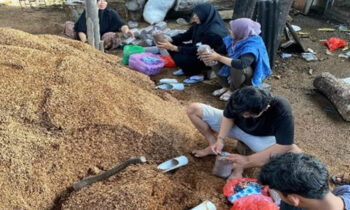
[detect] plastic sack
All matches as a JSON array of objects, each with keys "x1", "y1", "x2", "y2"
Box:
[
  {"x1": 143, "y1": 0, "x2": 176, "y2": 24},
  {"x1": 321, "y1": 37, "x2": 347, "y2": 51},
  {"x1": 129, "y1": 52, "x2": 164, "y2": 75},
  {"x1": 231, "y1": 194, "x2": 279, "y2": 210},
  {"x1": 122, "y1": 45, "x2": 144, "y2": 65},
  {"x1": 223, "y1": 178, "x2": 270, "y2": 204},
  {"x1": 160, "y1": 55, "x2": 176, "y2": 67}
]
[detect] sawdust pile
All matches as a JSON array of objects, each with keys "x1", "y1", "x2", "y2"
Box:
[{"x1": 0, "y1": 28, "x2": 229, "y2": 209}]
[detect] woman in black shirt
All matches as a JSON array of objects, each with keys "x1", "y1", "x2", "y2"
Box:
[
  {"x1": 64, "y1": 0, "x2": 133, "y2": 49},
  {"x1": 157, "y1": 3, "x2": 228, "y2": 84}
]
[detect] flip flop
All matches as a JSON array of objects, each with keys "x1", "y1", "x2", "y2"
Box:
[
  {"x1": 173, "y1": 69, "x2": 184, "y2": 76},
  {"x1": 212, "y1": 88, "x2": 227, "y2": 96},
  {"x1": 332, "y1": 173, "x2": 350, "y2": 185},
  {"x1": 155, "y1": 83, "x2": 184, "y2": 91},
  {"x1": 159, "y1": 78, "x2": 178, "y2": 84},
  {"x1": 183, "y1": 75, "x2": 204, "y2": 84},
  {"x1": 157, "y1": 155, "x2": 188, "y2": 173},
  {"x1": 219, "y1": 91, "x2": 232, "y2": 101}
]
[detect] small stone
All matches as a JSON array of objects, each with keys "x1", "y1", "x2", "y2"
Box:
[
  {"x1": 274, "y1": 75, "x2": 281, "y2": 79},
  {"x1": 88, "y1": 166, "x2": 101, "y2": 175},
  {"x1": 325, "y1": 50, "x2": 333, "y2": 56},
  {"x1": 308, "y1": 69, "x2": 313, "y2": 75}
]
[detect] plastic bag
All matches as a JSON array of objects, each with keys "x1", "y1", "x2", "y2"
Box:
[
  {"x1": 223, "y1": 178, "x2": 270, "y2": 204},
  {"x1": 122, "y1": 45, "x2": 144, "y2": 65},
  {"x1": 231, "y1": 194, "x2": 279, "y2": 210},
  {"x1": 143, "y1": 0, "x2": 176, "y2": 24},
  {"x1": 160, "y1": 55, "x2": 176, "y2": 67},
  {"x1": 321, "y1": 37, "x2": 347, "y2": 51}
]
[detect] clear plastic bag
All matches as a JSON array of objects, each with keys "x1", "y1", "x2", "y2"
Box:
[{"x1": 197, "y1": 43, "x2": 218, "y2": 66}]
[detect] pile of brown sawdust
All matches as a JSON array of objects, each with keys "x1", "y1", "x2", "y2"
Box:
[{"x1": 0, "y1": 28, "x2": 230, "y2": 209}]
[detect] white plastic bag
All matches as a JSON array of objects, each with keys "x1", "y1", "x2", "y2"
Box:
[{"x1": 143, "y1": 0, "x2": 176, "y2": 24}]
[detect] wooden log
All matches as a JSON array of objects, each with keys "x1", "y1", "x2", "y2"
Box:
[
  {"x1": 72, "y1": 156, "x2": 147, "y2": 190},
  {"x1": 313, "y1": 72, "x2": 350, "y2": 121}
]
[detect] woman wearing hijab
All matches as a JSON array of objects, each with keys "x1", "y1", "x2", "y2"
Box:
[
  {"x1": 200, "y1": 18, "x2": 271, "y2": 101},
  {"x1": 64, "y1": 0, "x2": 134, "y2": 50},
  {"x1": 156, "y1": 3, "x2": 228, "y2": 84}
]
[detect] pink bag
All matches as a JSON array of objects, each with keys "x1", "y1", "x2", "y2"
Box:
[{"x1": 128, "y1": 53, "x2": 165, "y2": 75}]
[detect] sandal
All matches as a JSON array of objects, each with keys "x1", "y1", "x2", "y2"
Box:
[
  {"x1": 212, "y1": 88, "x2": 228, "y2": 97},
  {"x1": 332, "y1": 172, "x2": 350, "y2": 185},
  {"x1": 183, "y1": 75, "x2": 204, "y2": 84},
  {"x1": 219, "y1": 91, "x2": 232, "y2": 101},
  {"x1": 173, "y1": 69, "x2": 184, "y2": 76}
]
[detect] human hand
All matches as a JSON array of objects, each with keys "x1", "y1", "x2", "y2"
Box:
[
  {"x1": 224, "y1": 153, "x2": 249, "y2": 168},
  {"x1": 199, "y1": 50, "x2": 220, "y2": 63},
  {"x1": 211, "y1": 138, "x2": 224, "y2": 155},
  {"x1": 156, "y1": 41, "x2": 176, "y2": 51},
  {"x1": 126, "y1": 29, "x2": 134, "y2": 38}
]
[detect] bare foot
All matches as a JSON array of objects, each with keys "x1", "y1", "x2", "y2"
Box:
[
  {"x1": 227, "y1": 167, "x2": 244, "y2": 181},
  {"x1": 192, "y1": 146, "x2": 215, "y2": 158}
]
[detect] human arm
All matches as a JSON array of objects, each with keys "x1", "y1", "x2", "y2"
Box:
[
  {"x1": 171, "y1": 26, "x2": 194, "y2": 45},
  {"x1": 211, "y1": 116, "x2": 234, "y2": 155},
  {"x1": 78, "y1": 32, "x2": 87, "y2": 43},
  {"x1": 120, "y1": 25, "x2": 134, "y2": 38},
  {"x1": 156, "y1": 41, "x2": 179, "y2": 52},
  {"x1": 200, "y1": 51, "x2": 255, "y2": 69},
  {"x1": 74, "y1": 10, "x2": 87, "y2": 41},
  {"x1": 225, "y1": 144, "x2": 302, "y2": 169}
]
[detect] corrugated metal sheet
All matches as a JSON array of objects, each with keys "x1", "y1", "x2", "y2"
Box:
[{"x1": 254, "y1": 0, "x2": 294, "y2": 68}]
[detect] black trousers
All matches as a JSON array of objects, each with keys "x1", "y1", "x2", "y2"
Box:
[{"x1": 168, "y1": 50, "x2": 208, "y2": 77}]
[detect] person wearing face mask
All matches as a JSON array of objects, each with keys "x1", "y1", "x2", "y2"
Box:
[
  {"x1": 156, "y1": 3, "x2": 228, "y2": 84},
  {"x1": 200, "y1": 18, "x2": 271, "y2": 101},
  {"x1": 187, "y1": 86, "x2": 301, "y2": 180},
  {"x1": 64, "y1": 0, "x2": 134, "y2": 50}
]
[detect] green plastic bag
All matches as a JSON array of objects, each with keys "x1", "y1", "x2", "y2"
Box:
[{"x1": 122, "y1": 45, "x2": 144, "y2": 65}]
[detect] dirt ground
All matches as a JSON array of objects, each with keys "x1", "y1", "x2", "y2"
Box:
[{"x1": 0, "y1": 4, "x2": 349, "y2": 210}]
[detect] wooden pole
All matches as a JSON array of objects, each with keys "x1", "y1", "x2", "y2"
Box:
[{"x1": 85, "y1": 0, "x2": 101, "y2": 50}]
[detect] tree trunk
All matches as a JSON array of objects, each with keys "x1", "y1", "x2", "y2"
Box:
[
  {"x1": 313, "y1": 72, "x2": 350, "y2": 122},
  {"x1": 85, "y1": 0, "x2": 101, "y2": 50}
]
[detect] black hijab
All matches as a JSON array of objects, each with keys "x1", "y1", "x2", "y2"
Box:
[{"x1": 192, "y1": 3, "x2": 229, "y2": 43}]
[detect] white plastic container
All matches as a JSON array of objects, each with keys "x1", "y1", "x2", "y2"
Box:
[{"x1": 191, "y1": 200, "x2": 216, "y2": 210}]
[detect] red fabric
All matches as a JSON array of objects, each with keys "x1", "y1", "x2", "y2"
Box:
[
  {"x1": 231, "y1": 194, "x2": 279, "y2": 210},
  {"x1": 160, "y1": 55, "x2": 176, "y2": 67},
  {"x1": 321, "y1": 37, "x2": 347, "y2": 51}
]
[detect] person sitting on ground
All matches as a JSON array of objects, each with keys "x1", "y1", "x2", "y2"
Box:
[
  {"x1": 64, "y1": 0, "x2": 134, "y2": 50},
  {"x1": 187, "y1": 86, "x2": 301, "y2": 180},
  {"x1": 200, "y1": 18, "x2": 271, "y2": 101},
  {"x1": 156, "y1": 3, "x2": 228, "y2": 84},
  {"x1": 259, "y1": 152, "x2": 350, "y2": 210}
]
